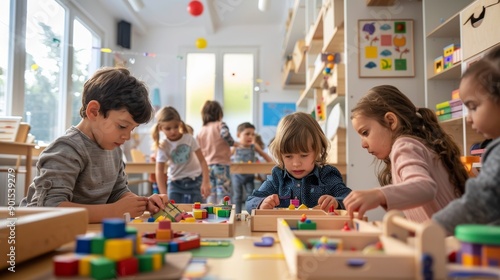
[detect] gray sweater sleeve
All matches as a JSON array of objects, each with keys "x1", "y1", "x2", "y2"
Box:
[{"x1": 433, "y1": 138, "x2": 500, "y2": 234}]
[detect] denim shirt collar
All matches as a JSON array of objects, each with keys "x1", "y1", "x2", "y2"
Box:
[{"x1": 281, "y1": 165, "x2": 321, "y2": 182}]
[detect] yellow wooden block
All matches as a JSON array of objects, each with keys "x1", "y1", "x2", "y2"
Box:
[
  {"x1": 138, "y1": 244, "x2": 148, "y2": 255},
  {"x1": 131, "y1": 218, "x2": 143, "y2": 223},
  {"x1": 193, "y1": 209, "x2": 204, "y2": 219},
  {"x1": 155, "y1": 229, "x2": 172, "y2": 240},
  {"x1": 288, "y1": 204, "x2": 296, "y2": 210},
  {"x1": 184, "y1": 217, "x2": 196, "y2": 223},
  {"x1": 298, "y1": 204, "x2": 308, "y2": 210},
  {"x1": 462, "y1": 253, "x2": 481, "y2": 266},
  {"x1": 79, "y1": 255, "x2": 98, "y2": 276},
  {"x1": 152, "y1": 254, "x2": 163, "y2": 270},
  {"x1": 154, "y1": 215, "x2": 166, "y2": 222},
  {"x1": 104, "y1": 239, "x2": 133, "y2": 261}
]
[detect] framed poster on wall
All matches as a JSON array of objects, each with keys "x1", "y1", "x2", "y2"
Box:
[{"x1": 358, "y1": 19, "x2": 414, "y2": 78}]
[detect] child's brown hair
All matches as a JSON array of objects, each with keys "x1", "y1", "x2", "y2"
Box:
[
  {"x1": 151, "y1": 106, "x2": 188, "y2": 150},
  {"x1": 269, "y1": 112, "x2": 329, "y2": 169},
  {"x1": 201, "y1": 100, "x2": 223, "y2": 125},
  {"x1": 351, "y1": 85, "x2": 467, "y2": 196}
]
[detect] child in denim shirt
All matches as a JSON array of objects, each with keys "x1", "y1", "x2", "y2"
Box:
[
  {"x1": 246, "y1": 112, "x2": 351, "y2": 212},
  {"x1": 231, "y1": 122, "x2": 273, "y2": 213}
]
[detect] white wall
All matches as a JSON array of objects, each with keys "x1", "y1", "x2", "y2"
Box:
[{"x1": 345, "y1": 0, "x2": 424, "y2": 220}]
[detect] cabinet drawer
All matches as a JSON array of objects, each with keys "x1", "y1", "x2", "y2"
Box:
[{"x1": 461, "y1": 0, "x2": 500, "y2": 60}]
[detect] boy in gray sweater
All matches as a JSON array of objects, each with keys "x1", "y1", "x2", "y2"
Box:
[{"x1": 21, "y1": 67, "x2": 168, "y2": 223}]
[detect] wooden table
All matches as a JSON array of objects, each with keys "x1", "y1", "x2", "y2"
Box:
[
  {"x1": 0, "y1": 141, "x2": 45, "y2": 195},
  {"x1": 125, "y1": 162, "x2": 276, "y2": 175},
  {"x1": 0, "y1": 215, "x2": 293, "y2": 280}
]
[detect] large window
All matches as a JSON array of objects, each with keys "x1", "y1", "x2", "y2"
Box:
[
  {"x1": 71, "y1": 18, "x2": 100, "y2": 126},
  {"x1": 0, "y1": 0, "x2": 103, "y2": 144},
  {"x1": 24, "y1": 0, "x2": 65, "y2": 143},
  {"x1": 0, "y1": 0, "x2": 10, "y2": 116},
  {"x1": 185, "y1": 49, "x2": 256, "y2": 137}
]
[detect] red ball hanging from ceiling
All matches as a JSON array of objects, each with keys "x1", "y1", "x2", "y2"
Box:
[{"x1": 187, "y1": 0, "x2": 204, "y2": 16}]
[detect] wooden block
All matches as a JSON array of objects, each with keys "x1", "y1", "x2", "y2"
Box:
[
  {"x1": 0, "y1": 207, "x2": 88, "y2": 270},
  {"x1": 434, "y1": 56, "x2": 444, "y2": 74},
  {"x1": 127, "y1": 204, "x2": 235, "y2": 238}
]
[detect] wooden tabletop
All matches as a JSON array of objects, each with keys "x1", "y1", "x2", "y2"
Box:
[{"x1": 0, "y1": 215, "x2": 293, "y2": 280}]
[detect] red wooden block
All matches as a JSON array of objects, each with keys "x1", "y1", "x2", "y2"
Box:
[
  {"x1": 53, "y1": 257, "x2": 79, "y2": 276},
  {"x1": 116, "y1": 257, "x2": 138, "y2": 276}
]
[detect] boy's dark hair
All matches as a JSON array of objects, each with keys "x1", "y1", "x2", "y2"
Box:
[
  {"x1": 237, "y1": 122, "x2": 255, "y2": 134},
  {"x1": 201, "y1": 100, "x2": 223, "y2": 125},
  {"x1": 79, "y1": 67, "x2": 154, "y2": 124}
]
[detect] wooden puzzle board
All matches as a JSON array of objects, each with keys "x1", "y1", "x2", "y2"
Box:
[
  {"x1": 250, "y1": 209, "x2": 367, "y2": 232},
  {"x1": 277, "y1": 211, "x2": 447, "y2": 280},
  {"x1": 0, "y1": 207, "x2": 88, "y2": 270},
  {"x1": 127, "y1": 204, "x2": 235, "y2": 238}
]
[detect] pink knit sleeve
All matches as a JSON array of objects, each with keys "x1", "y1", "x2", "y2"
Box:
[{"x1": 380, "y1": 138, "x2": 438, "y2": 210}]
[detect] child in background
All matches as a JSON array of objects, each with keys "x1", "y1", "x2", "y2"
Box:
[
  {"x1": 246, "y1": 112, "x2": 351, "y2": 212},
  {"x1": 21, "y1": 67, "x2": 168, "y2": 223},
  {"x1": 197, "y1": 100, "x2": 238, "y2": 204},
  {"x1": 151, "y1": 106, "x2": 211, "y2": 203},
  {"x1": 345, "y1": 85, "x2": 468, "y2": 223},
  {"x1": 433, "y1": 45, "x2": 500, "y2": 234},
  {"x1": 231, "y1": 122, "x2": 273, "y2": 213}
]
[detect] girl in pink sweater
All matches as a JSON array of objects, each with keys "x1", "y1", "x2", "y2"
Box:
[{"x1": 344, "y1": 85, "x2": 468, "y2": 222}]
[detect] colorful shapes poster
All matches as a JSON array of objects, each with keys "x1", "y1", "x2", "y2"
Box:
[{"x1": 358, "y1": 19, "x2": 414, "y2": 77}]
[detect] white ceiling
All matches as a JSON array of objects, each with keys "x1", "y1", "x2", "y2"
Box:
[{"x1": 98, "y1": 0, "x2": 291, "y2": 35}]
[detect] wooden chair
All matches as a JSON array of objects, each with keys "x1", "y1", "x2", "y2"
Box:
[
  {"x1": 0, "y1": 122, "x2": 31, "y2": 186},
  {"x1": 127, "y1": 148, "x2": 151, "y2": 195}
]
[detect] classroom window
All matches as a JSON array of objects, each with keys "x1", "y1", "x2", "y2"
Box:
[
  {"x1": 0, "y1": 0, "x2": 10, "y2": 116},
  {"x1": 185, "y1": 53, "x2": 216, "y2": 134},
  {"x1": 24, "y1": 0, "x2": 65, "y2": 143},
  {"x1": 184, "y1": 49, "x2": 256, "y2": 136},
  {"x1": 71, "y1": 18, "x2": 100, "y2": 126}
]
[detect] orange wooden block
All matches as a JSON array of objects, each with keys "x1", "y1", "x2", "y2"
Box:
[
  {"x1": 483, "y1": 246, "x2": 500, "y2": 267},
  {"x1": 462, "y1": 253, "x2": 481, "y2": 266},
  {"x1": 155, "y1": 229, "x2": 172, "y2": 240}
]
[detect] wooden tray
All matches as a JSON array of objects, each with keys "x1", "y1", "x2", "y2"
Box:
[
  {"x1": 127, "y1": 204, "x2": 235, "y2": 238},
  {"x1": 277, "y1": 210, "x2": 447, "y2": 280},
  {"x1": 250, "y1": 209, "x2": 367, "y2": 232},
  {"x1": 0, "y1": 207, "x2": 88, "y2": 270}
]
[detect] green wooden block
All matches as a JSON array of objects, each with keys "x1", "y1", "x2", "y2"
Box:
[
  {"x1": 90, "y1": 257, "x2": 115, "y2": 280},
  {"x1": 204, "y1": 206, "x2": 214, "y2": 214},
  {"x1": 91, "y1": 236, "x2": 105, "y2": 255},
  {"x1": 217, "y1": 209, "x2": 230, "y2": 218},
  {"x1": 137, "y1": 254, "x2": 154, "y2": 272},
  {"x1": 298, "y1": 220, "x2": 317, "y2": 230}
]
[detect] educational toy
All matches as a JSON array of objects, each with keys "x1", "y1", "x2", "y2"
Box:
[
  {"x1": 250, "y1": 208, "x2": 367, "y2": 232},
  {"x1": 0, "y1": 207, "x2": 88, "y2": 270},
  {"x1": 53, "y1": 218, "x2": 193, "y2": 279},
  {"x1": 127, "y1": 203, "x2": 235, "y2": 237},
  {"x1": 277, "y1": 210, "x2": 447, "y2": 280}
]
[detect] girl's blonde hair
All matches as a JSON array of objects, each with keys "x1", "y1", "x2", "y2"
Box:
[
  {"x1": 351, "y1": 85, "x2": 467, "y2": 197},
  {"x1": 269, "y1": 112, "x2": 329, "y2": 169},
  {"x1": 151, "y1": 106, "x2": 188, "y2": 151}
]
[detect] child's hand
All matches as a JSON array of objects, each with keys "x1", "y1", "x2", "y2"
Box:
[
  {"x1": 259, "y1": 194, "x2": 280, "y2": 209},
  {"x1": 146, "y1": 194, "x2": 169, "y2": 214},
  {"x1": 317, "y1": 195, "x2": 338, "y2": 211},
  {"x1": 114, "y1": 196, "x2": 149, "y2": 218},
  {"x1": 201, "y1": 182, "x2": 211, "y2": 199},
  {"x1": 344, "y1": 189, "x2": 386, "y2": 219}
]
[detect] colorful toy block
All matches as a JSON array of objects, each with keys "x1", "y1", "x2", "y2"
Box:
[
  {"x1": 434, "y1": 56, "x2": 444, "y2": 74},
  {"x1": 298, "y1": 219, "x2": 317, "y2": 230},
  {"x1": 456, "y1": 224, "x2": 500, "y2": 268}
]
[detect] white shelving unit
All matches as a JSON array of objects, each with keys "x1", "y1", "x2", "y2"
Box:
[{"x1": 423, "y1": 0, "x2": 484, "y2": 155}]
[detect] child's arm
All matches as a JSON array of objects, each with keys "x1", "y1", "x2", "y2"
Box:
[
  {"x1": 58, "y1": 192, "x2": 149, "y2": 223},
  {"x1": 245, "y1": 167, "x2": 281, "y2": 212},
  {"x1": 155, "y1": 162, "x2": 168, "y2": 194},
  {"x1": 220, "y1": 122, "x2": 236, "y2": 147},
  {"x1": 254, "y1": 144, "x2": 273, "y2": 162},
  {"x1": 194, "y1": 148, "x2": 211, "y2": 199}
]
